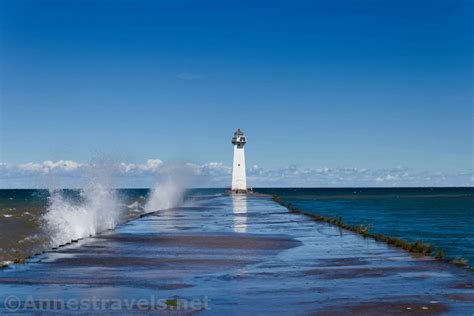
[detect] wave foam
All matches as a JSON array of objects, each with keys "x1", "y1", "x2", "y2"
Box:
[
  {"x1": 42, "y1": 161, "x2": 192, "y2": 247},
  {"x1": 145, "y1": 176, "x2": 187, "y2": 212},
  {"x1": 43, "y1": 183, "x2": 123, "y2": 247}
]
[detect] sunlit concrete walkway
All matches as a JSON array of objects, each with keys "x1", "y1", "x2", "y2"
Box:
[{"x1": 0, "y1": 195, "x2": 473, "y2": 314}]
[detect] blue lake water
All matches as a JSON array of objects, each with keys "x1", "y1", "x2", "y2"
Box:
[{"x1": 257, "y1": 187, "x2": 474, "y2": 265}]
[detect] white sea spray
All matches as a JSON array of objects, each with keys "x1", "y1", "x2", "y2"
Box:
[
  {"x1": 145, "y1": 163, "x2": 195, "y2": 212},
  {"x1": 42, "y1": 160, "x2": 123, "y2": 247}
]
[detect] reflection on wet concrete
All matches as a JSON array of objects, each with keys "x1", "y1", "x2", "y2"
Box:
[
  {"x1": 0, "y1": 195, "x2": 473, "y2": 314},
  {"x1": 231, "y1": 195, "x2": 248, "y2": 233}
]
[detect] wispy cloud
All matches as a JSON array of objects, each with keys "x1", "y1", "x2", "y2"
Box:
[{"x1": 0, "y1": 160, "x2": 472, "y2": 188}]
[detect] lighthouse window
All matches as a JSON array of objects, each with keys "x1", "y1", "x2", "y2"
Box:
[
  {"x1": 241, "y1": 137, "x2": 246, "y2": 141},
  {"x1": 238, "y1": 164, "x2": 240, "y2": 166}
]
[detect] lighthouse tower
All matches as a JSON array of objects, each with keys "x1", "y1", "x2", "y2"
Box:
[{"x1": 231, "y1": 129, "x2": 248, "y2": 193}]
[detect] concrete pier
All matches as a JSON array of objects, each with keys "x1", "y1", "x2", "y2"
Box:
[{"x1": 0, "y1": 195, "x2": 473, "y2": 314}]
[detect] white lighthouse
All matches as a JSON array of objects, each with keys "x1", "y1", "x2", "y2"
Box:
[{"x1": 231, "y1": 128, "x2": 248, "y2": 194}]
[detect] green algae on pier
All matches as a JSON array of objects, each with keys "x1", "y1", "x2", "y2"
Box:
[{"x1": 271, "y1": 194, "x2": 472, "y2": 268}]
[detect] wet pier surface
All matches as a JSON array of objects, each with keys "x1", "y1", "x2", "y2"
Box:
[{"x1": 0, "y1": 195, "x2": 473, "y2": 314}]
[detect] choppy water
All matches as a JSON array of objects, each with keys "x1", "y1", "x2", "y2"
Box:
[
  {"x1": 0, "y1": 189, "x2": 142, "y2": 264},
  {"x1": 0, "y1": 188, "x2": 221, "y2": 265},
  {"x1": 258, "y1": 187, "x2": 474, "y2": 266}
]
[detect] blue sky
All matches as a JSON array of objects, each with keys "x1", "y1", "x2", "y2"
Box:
[{"x1": 0, "y1": 0, "x2": 472, "y2": 187}]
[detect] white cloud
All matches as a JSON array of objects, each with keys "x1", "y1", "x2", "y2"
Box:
[
  {"x1": 119, "y1": 163, "x2": 136, "y2": 173},
  {"x1": 204, "y1": 162, "x2": 225, "y2": 169},
  {"x1": 200, "y1": 162, "x2": 231, "y2": 176},
  {"x1": 0, "y1": 159, "x2": 472, "y2": 188},
  {"x1": 375, "y1": 174, "x2": 399, "y2": 182},
  {"x1": 120, "y1": 159, "x2": 163, "y2": 173},
  {"x1": 17, "y1": 160, "x2": 84, "y2": 174},
  {"x1": 17, "y1": 162, "x2": 43, "y2": 172},
  {"x1": 144, "y1": 159, "x2": 163, "y2": 171}
]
